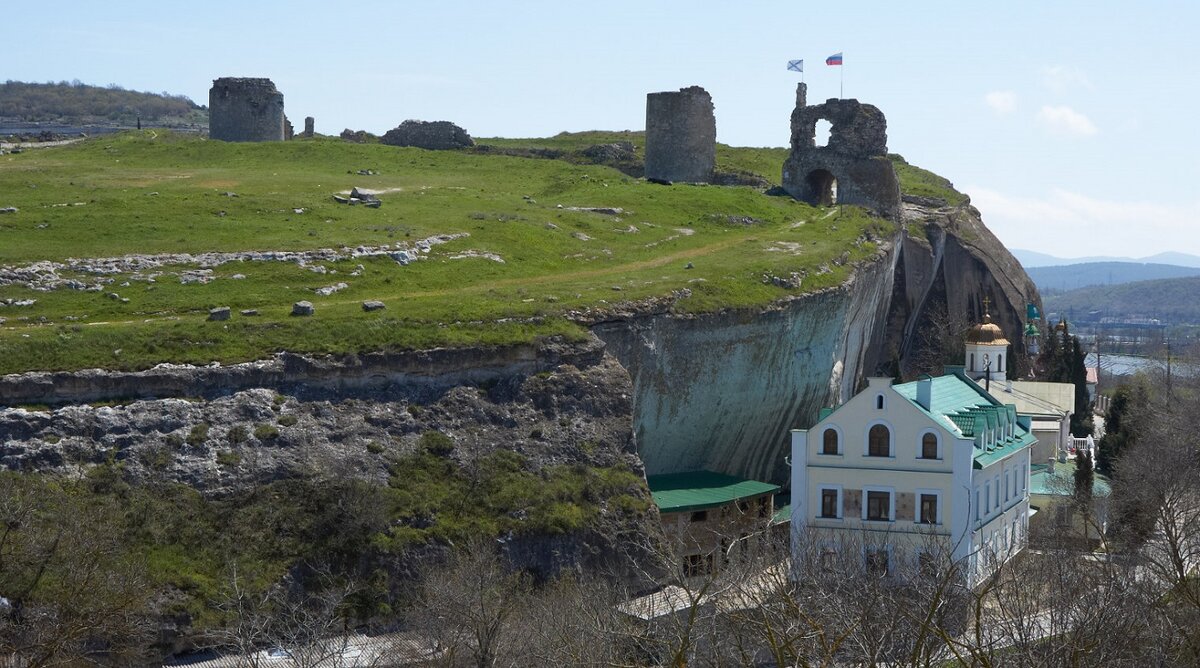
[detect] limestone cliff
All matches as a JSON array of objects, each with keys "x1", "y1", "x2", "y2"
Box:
[{"x1": 885, "y1": 195, "x2": 1042, "y2": 379}]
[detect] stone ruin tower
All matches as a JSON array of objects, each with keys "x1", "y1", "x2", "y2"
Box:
[
  {"x1": 644, "y1": 86, "x2": 716, "y2": 184},
  {"x1": 208, "y1": 78, "x2": 285, "y2": 142},
  {"x1": 782, "y1": 83, "x2": 900, "y2": 219}
]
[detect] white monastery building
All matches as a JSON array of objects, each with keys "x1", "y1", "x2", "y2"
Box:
[{"x1": 790, "y1": 364, "x2": 1036, "y2": 587}]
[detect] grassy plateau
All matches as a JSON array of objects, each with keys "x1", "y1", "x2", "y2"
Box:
[{"x1": 0, "y1": 131, "x2": 897, "y2": 374}]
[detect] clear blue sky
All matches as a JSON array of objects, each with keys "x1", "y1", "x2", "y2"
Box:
[{"x1": 8, "y1": 1, "x2": 1198, "y2": 259}]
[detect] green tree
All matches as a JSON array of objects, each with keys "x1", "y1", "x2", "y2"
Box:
[
  {"x1": 1073, "y1": 450, "x2": 1095, "y2": 506},
  {"x1": 1097, "y1": 380, "x2": 1149, "y2": 477}
]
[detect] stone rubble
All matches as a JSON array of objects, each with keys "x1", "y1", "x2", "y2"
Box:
[
  {"x1": 0, "y1": 234, "x2": 469, "y2": 292},
  {"x1": 314, "y1": 282, "x2": 349, "y2": 296}
]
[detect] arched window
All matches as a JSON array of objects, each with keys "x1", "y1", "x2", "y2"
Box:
[
  {"x1": 875, "y1": 394, "x2": 885, "y2": 410},
  {"x1": 868, "y1": 424, "x2": 891, "y2": 457},
  {"x1": 921, "y1": 433, "x2": 938, "y2": 459},
  {"x1": 822, "y1": 428, "x2": 839, "y2": 455},
  {"x1": 997, "y1": 354, "x2": 1003, "y2": 371},
  {"x1": 970, "y1": 353, "x2": 976, "y2": 370}
]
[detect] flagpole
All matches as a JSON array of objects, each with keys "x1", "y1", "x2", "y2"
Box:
[{"x1": 840, "y1": 59, "x2": 844, "y2": 99}]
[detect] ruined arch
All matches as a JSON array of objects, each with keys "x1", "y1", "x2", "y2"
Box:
[
  {"x1": 805, "y1": 169, "x2": 838, "y2": 206},
  {"x1": 781, "y1": 82, "x2": 900, "y2": 218}
]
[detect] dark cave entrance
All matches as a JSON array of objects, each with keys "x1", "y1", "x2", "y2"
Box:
[{"x1": 806, "y1": 169, "x2": 838, "y2": 206}]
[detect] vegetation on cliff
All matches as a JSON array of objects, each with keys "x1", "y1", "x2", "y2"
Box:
[
  {"x1": 0, "y1": 130, "x2": 892, "y2": 374},
  {"x1": 0, "y1": 80, "x2": 206, "y2": 127}
]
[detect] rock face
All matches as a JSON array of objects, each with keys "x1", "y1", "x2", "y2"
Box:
[
  {"x1": 381, "y1": 120, "x2": 474, "y2": 150},
  {"x1": 782, "y1": 83, "x2": 900, "y2": 219},
  {"x1": 0, "y1": 337, "x2": 650, "y2": 580},
  {"x1": 595, "y1": 245, "x2": 897, "y2": 484},
  {"x1": 644, "y1": 86, "x2": 716, "y2": 184},
  {"x1": 208, "y1": 78, "x2": 285, "y2": 142},
  {"x1": 881, "y1": 196, "x2": 1042, "y2": 379}
]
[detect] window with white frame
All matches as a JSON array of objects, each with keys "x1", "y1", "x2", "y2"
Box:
[
  {"x1": 821, "y1": 427, "x2": 840, "y2": 455},
  {"x1": 919, "y1": 431, "x2": 939, "y2": 459},
  {"x1": 864, "y1": 488, "x2": 893, "y2": 521},
  {"x1": 865, "y1": 546, "x2": 890, "y2": 577},
  {"x1": 1004, "y1": 471, "x2": 1010, "y2": 502},
  {"x1": 917, "y1": 490, "x2": 940, "y2": 525},
  {"x1": 867, "y1": 423, "x2": 891, "y2": 457},
  {"x1": 817, "y1": 485, "x2": 842, "y2": 519}
]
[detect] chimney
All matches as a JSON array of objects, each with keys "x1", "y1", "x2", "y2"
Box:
[
  {"x1": 1005, "y1": 379, "x2": 1013, "y2": 393},
  {"x1": 916, "y1": 375, "x2": 932, "y2": 411}
]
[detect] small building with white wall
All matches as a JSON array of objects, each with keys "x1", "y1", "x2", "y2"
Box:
[{"x1": 790, "y1": 369, "x2": 1035, "y2": 588}]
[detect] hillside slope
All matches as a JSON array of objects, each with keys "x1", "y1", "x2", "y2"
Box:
[
  {"x1": 1044, "y1": 275, "x2": 1200, "y2": 324},
  {"x1": 1028, "y1": 262, "x2": 1200, "y2": 292},
  {"x1": 0, "y1": 80, "x2": 206, "y2": 127}
]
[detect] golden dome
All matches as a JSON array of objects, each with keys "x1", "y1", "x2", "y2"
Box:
[{"x1": 965, "y1": 312, "x2": 1009, "y2": 345}]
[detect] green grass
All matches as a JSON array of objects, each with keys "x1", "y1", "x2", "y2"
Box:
[
  {"x1": 0, "y1": 131, "x2": 899, "y2": 373},
  {"x1": 889, "y1": 154, "x2": 969, "y2": 207}
]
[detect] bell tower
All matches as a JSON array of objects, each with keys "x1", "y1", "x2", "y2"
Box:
[{"x1": 964, "y1": 297, "x2": 1009, "y2": 384}]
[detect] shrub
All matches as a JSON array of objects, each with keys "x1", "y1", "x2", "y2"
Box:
[
  {"x1": 419, "y1": 431, "x2": 454, "y2": 457},
  {"x1": 366, "y1": 440, "x2": 386, "y2": 455},
  {"x1": 254, "y1": 424, "x2": 280, "y2": 441},
  {"x1": 216, "y1": 450, "x2": 241, "y2": 467},
  {"x1": 277, "y1": 414, "x2": 298, "y2": 427},
  {"x1": 186, "y1": 423, "x2": 209, "y2": 446},
  {"x1": 227, "y1": 425, "x2": 248, "y2": 445}
]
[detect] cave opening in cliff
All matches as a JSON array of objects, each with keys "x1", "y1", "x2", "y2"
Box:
[{"x1": 806, "y1": 169, "x2": 838, "y2": 206}]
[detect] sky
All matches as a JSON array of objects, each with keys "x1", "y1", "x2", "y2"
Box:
[{"x1": 7, "y1": 1, "x2": 1199, "y2": 260}]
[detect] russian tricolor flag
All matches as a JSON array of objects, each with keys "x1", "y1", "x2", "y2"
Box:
[{"x1": 826, "y1": 52, "x2": 843, "y2": 66}]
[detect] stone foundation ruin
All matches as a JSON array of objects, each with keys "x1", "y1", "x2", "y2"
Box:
[
  {"x1": 644, "y1": 86, "x2": 715, "y2": 184},
  {"x1": 381, "y1": 120, "x2": 474, "y2": 150},
  {"x1": 208, "y1": 77, "x2": 285, "y2": 142},
  {"x1": 782, "y1": 83, "x2": 900, "y2": 219}
]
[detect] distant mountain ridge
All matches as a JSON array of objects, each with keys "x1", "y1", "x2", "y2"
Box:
[
  {"x1": 1043, "y1": 275, "x2": 1200, "y2": 325},
  {"x1": 1013, "y1": 248, "x2": 1200, "y2": 268},
  {"x1": 1027, "y1": 262, "x2": 1200, "y2": 293}
]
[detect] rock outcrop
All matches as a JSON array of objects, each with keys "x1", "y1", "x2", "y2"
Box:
[{"x1": 381, "y1": 120, "x2": 474, "y2": 150}]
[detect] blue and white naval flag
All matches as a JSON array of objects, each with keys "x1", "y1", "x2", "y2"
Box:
[{"x1": 787, "y1": 59, "x2": 804, "y2": 72}]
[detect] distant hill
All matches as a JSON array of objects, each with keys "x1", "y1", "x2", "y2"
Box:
[
  {"x1": 1043, "y1": 275, "x2": 1200, "y2": 325},
  {"x1": 1027, "y1": 262, "x2": 1200, "y2": 293},
  {"x1": 1013, "y1": 248, "x2": 1200, "y2": 269},
  {"x1": 0, "y1": 80, "x2": 206, "y2": 128}
]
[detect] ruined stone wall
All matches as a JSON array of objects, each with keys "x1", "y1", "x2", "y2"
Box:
[
  {"x1": 644, "y1": 86, "x2": 716, "y2": 184},
  {"x1": 208, "y1": 77, "x2": 285, "y2": 142},
  {"x1": 782, "y1": 83, "x2": 900, "y2": 219},
  {"x1": 380, "y1": 120, "x2": 473, "y2": 150}
]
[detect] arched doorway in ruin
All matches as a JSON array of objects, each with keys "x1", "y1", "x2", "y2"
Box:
[{"x1": 805, "y1": 169, "x2": 838, "y2": 206}]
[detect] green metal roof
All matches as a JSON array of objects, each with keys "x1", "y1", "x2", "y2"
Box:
[
  {"x1": 892, "y1": 372, "x2": 1036, "y2": 468},
  {"x1": 647, "y1": 471, "x2": 780, "y2": 514},
  {"x1": 1030, "y1": 461, "x2": 1112, "y2": 497}
]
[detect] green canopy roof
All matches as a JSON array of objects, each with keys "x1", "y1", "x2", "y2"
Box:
[{"x1": 647, "y1": 471, "x2": 780, "y2": 514}]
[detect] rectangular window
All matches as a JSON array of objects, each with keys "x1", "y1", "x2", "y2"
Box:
[
  {"x1": 1004, "y1": 472, "x2": 1010, "y2": 502},
  {"x1": 820, "y1": 489, "x2": 839, "y2": 518},
  {"x1": 919, "y1": 493, "x2": 938, "y2": 524},
  {"x1": 865, "y1": 547, "x2": 889, "y2": 577},
  {"x1": 683, "y1": 553, "x2": 715, "y2": 578},
  {"x1": 918, "y1": 551, "x2": 938, "y2": 578},
  {"x1": 866, "y1": 491, "x2": 891, "y2": 521},
  {"x1": 975, "y1": 490, "x2": 981, "y2": 521},
  {"x1": 985, "y1": 486, "x2": 990, "y2": 513}
]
